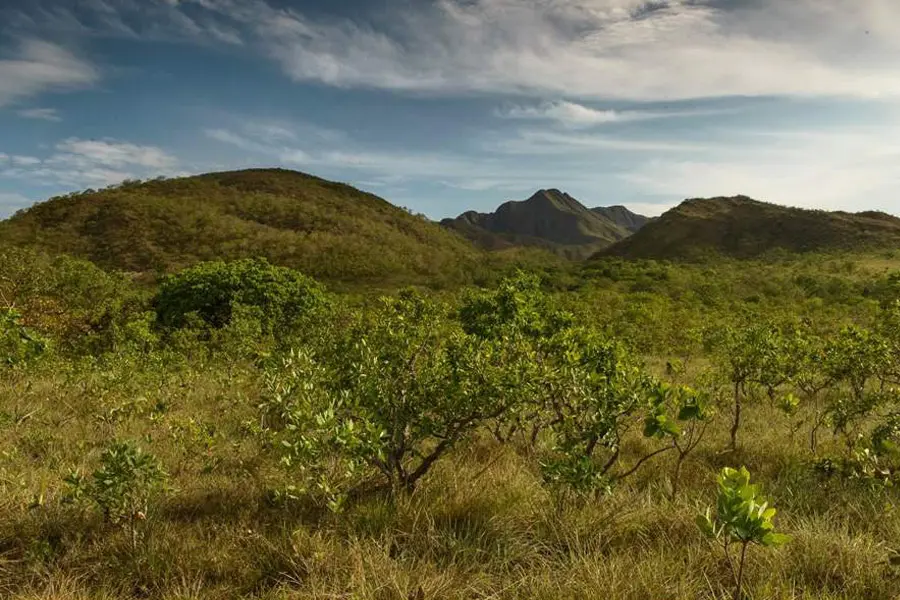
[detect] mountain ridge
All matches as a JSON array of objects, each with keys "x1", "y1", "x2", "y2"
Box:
[
  {"x1": 601, "y1": 195, "x2": 900, "y2": 260},
  {"x1": 441, "y1": 189, "x2": 648, "y2": 259}
]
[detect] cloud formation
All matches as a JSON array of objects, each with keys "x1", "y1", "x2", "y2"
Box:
[
  {"x1": 17, "y1": 107, "x2": 62, "y2": 122},
  {"x1": 10, "y1": 0, "x2": 900, "y2": 101},
  {"x1": 0, "y1": 40, "x2": 99, "y2": 108},
  {"x1": 243, "y1": 0, "x2": 900, "y2": 100},
  {"x1": 496, "y1": 100, "x2": 740, "y2": 128},
  {"x1": 620, "y1": 125, "x2": 900, "y2": 211},
  {"x1": 1, "y1": 138, "x2": 181, "y2": 190}
]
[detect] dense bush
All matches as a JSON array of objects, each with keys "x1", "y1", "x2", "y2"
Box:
[{"x1": 154, "y1": 258, "x2": 328, "y2": 334}]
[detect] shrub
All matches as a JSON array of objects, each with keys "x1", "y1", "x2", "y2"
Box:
[
  {"x1": 65, "y1": 441, "x2": 167, "y2": 550},
  {"x1": 0, "y1": 308, "x2": 47, "y2": 366},
  {"x1": 154, "y1": 258, "x2": 328, "y2": 336},
  {"x1": 260, "y1": 292, "x2": 527, "y2": 507}
]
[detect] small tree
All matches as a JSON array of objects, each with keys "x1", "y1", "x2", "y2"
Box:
[
  {"x1": 714, "y1": 320, "x2": 790, "y2": 450},
  {"x1": 457, "y1": 272, "x2": 572, "y2": 446},
  {"x1": 65, "y1": 441, "x2": 167, "y2": 550},
  {"x1": 261, "y1": 291, "x2": 527, "y2": 507},
  {"x1": 644, "y1": 382, "x2": 714, "y2": 500},
  {"x1": 537, "y1": 327, "x2": 664, "y2": 496},
  {"x1": 791, "y1": 326, "x2": 833, "y2": 454},
  {"x1": 698, "y1": 467, "x2": 790, "y2": 600},
  {"x1": 824, "y1": 326, "x2": 888, "y2": 451}
]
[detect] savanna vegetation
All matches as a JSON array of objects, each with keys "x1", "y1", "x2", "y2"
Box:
[{"x1": 3, "y1": 230, "x2": 900, "y2": 600}]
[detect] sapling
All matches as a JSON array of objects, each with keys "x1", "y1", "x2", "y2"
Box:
[
  {"x1": 65, "y1": 441, "x2": 167, "y2": 551},
  {"x1": 644, "y1": 384, "x2": 712, "y2": 502},
  {"x1": 698, "y1": 466, "x2": 790, "y2": 600}
]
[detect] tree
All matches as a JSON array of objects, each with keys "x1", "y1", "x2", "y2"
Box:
[
  {"x1": 714, "y1": 319, "x2": 791, "y2": 450},
  {"x1": 457, "y1": 271, "x2": 572, "y2": 445},
  {"x1": 260, "y1": 291, "x2": 528, "y2": 506},
  {"x1": 643, "y1": 382, "x2": 714, "y2": 500},
  {"x1": 790, "y1": 324, "x2": 833, "y2": 453},
  {"x1": 537, "y1": 327, "x2": 662, "y2": 495},
  {"x1": 823, "y1": 326, "x2": 888, "y2": 449}
]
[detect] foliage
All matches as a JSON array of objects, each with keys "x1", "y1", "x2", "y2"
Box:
[
  {"x1": 260, "y1": 291, "x2": 528, "y2": 506},
  {"x1": 537, "y1": 327, "x2": 657, "y2": 493},
  {"x1": 154, "y1": 258, "x2": 328, "y2": 335},
  {"x1": 64, "y1": 441, "x2": 167, "y2": 549},
  {"x1": 0, "y1": 169, "x2": 492, "y2": 288},
  {"x1": 0, "y1": 308, "x2": 47, "y2": 366},
  {"x1": 698, "y1": 466, "x2": 790, "y2": 599}
]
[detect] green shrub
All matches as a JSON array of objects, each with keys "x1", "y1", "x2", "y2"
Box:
[
  {"x1": 154, "y1": 258, "x2": 328, "y2": 335},
  {"x1": 0, "y1": 308, "x2": 47, "y2": 366},
  {"x1": 698, "y1": 466, "x2": 789, "y2": 600},
  {"x1": 65, "y1": 441, "x2": 167, "y2": 550},
  {"x1": 260, "y1": 291, "x2": 527, "y2": 507}
]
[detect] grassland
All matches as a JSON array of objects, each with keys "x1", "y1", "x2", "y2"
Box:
[
  {"x1": 2, "y1": 247, "x2": 900, "y2": 599},
  {"x1": 2, "y1": 354, "x2": 898, "y2": 599}
]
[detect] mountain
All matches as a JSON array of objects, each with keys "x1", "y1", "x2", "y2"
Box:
[
  {"x1": 601, "y1": 195, "x2": 900, "y2": 260},
  {"x1": 0, "y1": 169, "x2": 485, "y2": 286},
  {"x1": 591, "y1": 205, "x2": 651, "y2": 233},
  {"x1": 441, "y1": 189, "x2": 645, "y2": 259}
]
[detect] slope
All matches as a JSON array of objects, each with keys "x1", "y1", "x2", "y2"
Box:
[
  {"x1": 601, "y1": 195, "x2": 900, "y2": 260},
  {"x1": 591, "y1": 205, "x2": 651, "y2": 233},
  {"x1": 441, "y1": 189, "x2": 636, "y2": 259},
  {"x1": 0, "y1": 169, "x2": 484, "y2": 286}
]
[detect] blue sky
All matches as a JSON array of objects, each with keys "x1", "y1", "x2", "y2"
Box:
[{"x1": 2, "y1": 0, "x2": 900, "y2": 219}]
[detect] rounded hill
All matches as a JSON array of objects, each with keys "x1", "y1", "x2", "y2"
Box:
[{"x1": 0, "y1": 169, "x2": 482, "y2": 286}]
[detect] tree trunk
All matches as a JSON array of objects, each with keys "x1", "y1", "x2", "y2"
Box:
[{"x1": 729, "y1": 382, "x2": 741, "y2": 450}]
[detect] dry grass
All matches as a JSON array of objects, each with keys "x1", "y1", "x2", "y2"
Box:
[{"x1": 1, "y1": 356, "x2": 899, "y2": 600}]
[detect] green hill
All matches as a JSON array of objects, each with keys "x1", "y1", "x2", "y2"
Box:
[
  {"x1": 0, "y1": 169, "x2": 485, "y2": 287},
  {"x1": 601, "y1": 195, "x2": 900, "y2": 260},
  {"x1": 441, "y1": 189, "x2": 640, "y2": 259}
]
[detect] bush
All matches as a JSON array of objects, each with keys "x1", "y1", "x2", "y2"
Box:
[
  {"x1": 65, "y1": 441, "x2": 167, "y2": 550},
  {"x1": 154, "y1": 258, "x2": 328, "y2": 335},
  {"x1": 0, "y1": 308, "x2": 47, "y2": 366},
  {"x1": 260, "y1": 291, "x2": 528, "y2": 506}
]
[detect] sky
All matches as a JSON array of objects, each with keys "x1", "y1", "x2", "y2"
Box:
[{"x1": 2, "y1": 0, "x2": 900, "y2": 220}]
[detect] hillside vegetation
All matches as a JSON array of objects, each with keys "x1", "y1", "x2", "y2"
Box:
[
  {"x1": 441, "y1": 189, "x2": 642, "y2": 259},
  {"x1": 0, "y1": 169, "x2": 493, "y2": 287},
  {"x1": 3, "y1": 241, "x2": 900, "y2": 599},
  {"x1": 4, "y1": 176, "x2": 900, "y2": 600},
  {"x1": 603, "y1": 195, "x2": 900, "y2": 260}
]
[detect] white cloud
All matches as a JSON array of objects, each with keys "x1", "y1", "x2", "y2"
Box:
[
  {"x1": 0, "y1": 40, "x2": 99, "y2": 108},
  {"x1": 11, "y1": 0, "x2": 900, "y2": 101},
  {"x1": 2, "y1": 0, "x2": 895, "y2": 103},
  {"x1": 11, "y1": 156, "x2": 42, "y2": 167},
  {"x1": 499, "y1": 101, "x2": 624, "y2": 127},
  {"x1": 497, "y1": 100, "x2": 742, "y2": 128},
  {"x1": 17, "y1": 107, "x2": 62, "y2": 122},
  {"x1": 486, "y1": 128, "x2": 717, "y2": 154},
  {"x1": 620, "y1": 124, "x2": 900, "y2": 212},
  {"x1": 232, "y1": 0, "x2": 900, "y2": 101},
  {"x1": 1, "y1": 138, "x2": 181, "y2": 191},
  {"x1": 54, "y1": 138, "x2": 178, "y2": 169}
]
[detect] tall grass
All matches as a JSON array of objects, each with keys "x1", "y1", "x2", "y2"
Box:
[{"x1": 1, "y1": 354, "x2": 898, "y2": 599}]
